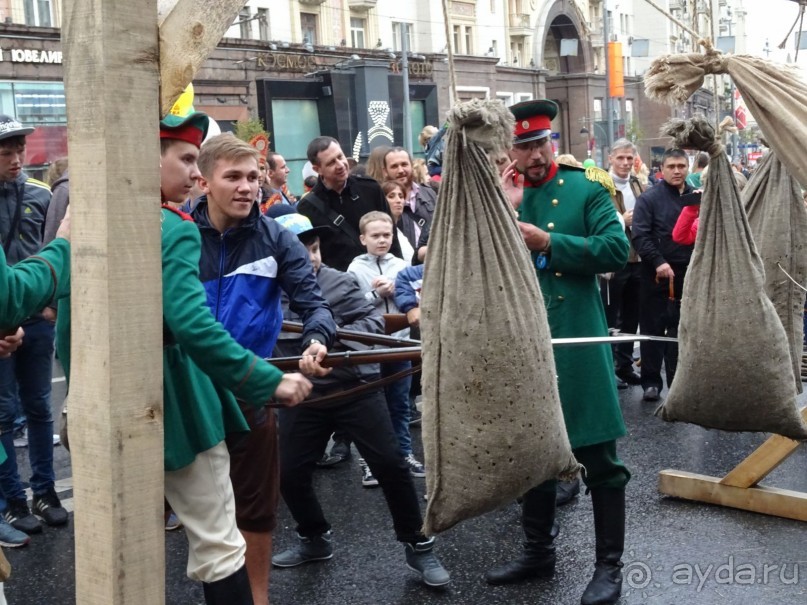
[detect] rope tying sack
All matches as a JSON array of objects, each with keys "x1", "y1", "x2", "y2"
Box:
[
  {"x1": 645, "y1": 41, "x2": 807, "y2": 187},
  {"x1": 656, "y1": 117, "x2": 807, "y2": 439},
  {"x1": 420, "y1": 99, "x2": 579, "y2": 535}
]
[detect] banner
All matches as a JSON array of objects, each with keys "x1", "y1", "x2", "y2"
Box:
[{"x1": 608, "y1": 42, "x2": 624, "y2": 97}]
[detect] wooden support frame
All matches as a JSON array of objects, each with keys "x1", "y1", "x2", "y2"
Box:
[{"x1": 659, "y1": 407, "x2": 807, "y2": 523}]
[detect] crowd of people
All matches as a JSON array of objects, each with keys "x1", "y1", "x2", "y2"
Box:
[{"x1": 0, "y1": 98, "x2": 759, "y2": 605}]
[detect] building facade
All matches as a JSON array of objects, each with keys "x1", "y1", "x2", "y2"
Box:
[{"x1": 0, "y1": 0, "x2": 749, "y2": 186}]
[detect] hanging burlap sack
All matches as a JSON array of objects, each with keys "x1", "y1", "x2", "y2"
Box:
[
  {"x1": 743, "y1": 151, "x2": 807, "y2": 394},
  {"x1": 645, "y1": 39, "x2": 807, "y2": 187},
  {"x1": 656, "y1": 117, "x2": 807, "y2": 440},
  {"x1": 420, "y1": 99, "x2": 579, "y2": 535}
]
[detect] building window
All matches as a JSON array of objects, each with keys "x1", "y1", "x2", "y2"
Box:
[
  {"x1": 257, "y1": 8, "x2": 269, "y2": 41},
  {"x1": 392, "y1": 22, "x2": 413, "y2": 52},
  {"x1": 350, "y1": 17, "x2": 366, "y2": 48},
  {"x1": 464, "y1": 26, "x2": 473, "y2": 55},
  {"x1": 238, "y1": 8, "x2": 251, "y2": 39},
  {"x1": 453, "y1": 25, "x2": 461, "y2": 53},
  {"x1": 491, "y1": 40, "x2": 498, "y2": 56},
  {"x1": 594, "y1": 98, "x2": 603, "y2": 121},
  {"x1": 625, "y1": 99, "x2": 634, "y2": 124},
  {"x1": 23, "y1": 0, "x2": 52, "y2": 27},
  {"x1": 301, "y1": 13, "x2": 318, "y2": 45}
]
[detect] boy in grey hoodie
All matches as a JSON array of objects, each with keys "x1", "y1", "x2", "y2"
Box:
[{"x1": 348, "y1": 211, "x2": 425, "y2": 479}]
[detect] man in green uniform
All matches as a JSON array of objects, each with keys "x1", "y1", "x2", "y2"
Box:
[{"x1": 486, "y1": 100, "x2": 630, "y2": 605}]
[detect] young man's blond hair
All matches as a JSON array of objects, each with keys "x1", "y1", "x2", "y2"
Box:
[{"x1": 198, "y1": 133, "x2": 260, "y2": 178}]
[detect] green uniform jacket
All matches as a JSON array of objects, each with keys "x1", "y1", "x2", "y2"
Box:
[
  {"x1": 518, "y1": 164, "x2": 629, "y2": 449},
  {"x1": 0, "y1": 238, "x2": 70, "y2": 331},
  {"x1": 57, "y1": 209, "x2": 285, "y2": 471},
  {"x1": 0, "y1": 237, "x2": 70, "y2": 464}
]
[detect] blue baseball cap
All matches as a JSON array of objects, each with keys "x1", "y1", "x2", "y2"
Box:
[{"x1": 271, "y1": 207, "x2": 332, "y2": 241}]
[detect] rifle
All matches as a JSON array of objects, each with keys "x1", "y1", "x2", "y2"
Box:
[
  {"x1": 266, "y1": 346, "x2": 422, "y2": 372},
  {"x1": 281, "y1": 320, "x2": 419, "y2": 347}
]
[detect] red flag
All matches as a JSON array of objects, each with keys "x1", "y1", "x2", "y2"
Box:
[{"x1": 735, "y1": 105, "x2": 747, "y2": 130}]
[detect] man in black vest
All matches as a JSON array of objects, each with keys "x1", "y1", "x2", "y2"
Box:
[{"x1": 297, "y1": 137, "x2": 402, "y2": 272}]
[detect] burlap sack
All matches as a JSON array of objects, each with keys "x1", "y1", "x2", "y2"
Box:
[
  {"x1": 743, "y1": 151, "x2": 807, "y2": 393},
  {"x1": 420, "y1": 99, "x2": 579, "y2": 535},
  {"x1": 657, "y1": 118, "x2": 807, "y2": 440},
  {"x1": 645, "y1": 39, "x2": 807, "y2": 188}
]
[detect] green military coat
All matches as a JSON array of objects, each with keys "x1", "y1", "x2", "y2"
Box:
[
  {"x1": 518, "y1": 164, "x2": 629, "y2": 449},
  {"x1": 0, "y1": 237, "x2": 70, "y2": 464},
  {"x1": 58, "y1": 208, "x2": 284, "y2": 471}
]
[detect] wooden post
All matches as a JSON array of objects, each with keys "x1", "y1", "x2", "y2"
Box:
[{"x1": 63, "y1": 1, "x2": 165, "y2": 603}]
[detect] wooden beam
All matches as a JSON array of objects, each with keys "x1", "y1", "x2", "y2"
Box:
[
  {"x1": 158, "y1": 0, "x2": 246, "y2": 115},
  {"x1": 719, "y1": 407, "x2": 807, "y2": 488},
  {"x1": 659, "y1": 470, "x2": 807, "y2": 523},
  {"x1": 63, "y1": 1, "x2": 165, "y2": 603}
]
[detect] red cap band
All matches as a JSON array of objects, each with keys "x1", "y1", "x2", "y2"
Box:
[
  {"x1": 160, "y1": 124, "x2": 204, "y2": 148},
  {"x1": 514, "y1": 115, "x2": 551, "y2": 139}
]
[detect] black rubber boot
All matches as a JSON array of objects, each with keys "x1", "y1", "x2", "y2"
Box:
[
  {"x1": 202, "y1": 565, "x2": 254, "y2": 605},
  {"x1": 580, "y1": 488, "x2": 625, "y2": 605},
  {"x1": 485, "y1": 488, "x2": 558, "y2": 585}
]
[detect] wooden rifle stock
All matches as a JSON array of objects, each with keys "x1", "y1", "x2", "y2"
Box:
[{"x1": 281, "y1": 320, "x2": 419, "y2": 347}]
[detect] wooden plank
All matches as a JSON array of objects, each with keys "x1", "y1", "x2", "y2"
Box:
[
  {"x1": 158, "y1": 0, "x2": 247, "y2": 115},
  {"x1": 659, "y1": 470, "x2": 807, "y2": 523},
  {"x1": 718, "y1": 407, "x2": 807, "y2": 488},
  {"x1": 63, "y1": 2, "x2": 165, "y2": 603}
]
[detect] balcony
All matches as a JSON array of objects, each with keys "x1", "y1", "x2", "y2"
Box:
[
  {"x1": 509, "y1": 13, "x2": 532, "y2": 38},
  {"x1": 299, "y1": 0, "x2": 327, "y2": 6},
  {"x1": 347, "y1": 0, "x2": 378, "y2": 10}
]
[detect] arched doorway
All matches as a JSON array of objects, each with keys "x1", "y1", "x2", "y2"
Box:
[{"x1": 542, "y1": 13, "x2": 587, "y2": 74}]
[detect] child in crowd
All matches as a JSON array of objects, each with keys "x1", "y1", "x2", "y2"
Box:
[{"x1": 348, "y1": 212, "x2": 425, "y2": 479}]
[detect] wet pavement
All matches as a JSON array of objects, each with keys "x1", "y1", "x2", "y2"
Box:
[{"x1": 3, "y1": 365, "x2": 807, "y2": 604}]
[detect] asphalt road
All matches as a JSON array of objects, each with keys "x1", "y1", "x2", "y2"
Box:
[{"x1": 3, "y1": 363, "x2": 807, "y2": 605}]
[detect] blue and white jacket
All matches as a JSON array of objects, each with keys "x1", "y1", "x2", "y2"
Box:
[
  {"x1": 191, "y1": 198, "x2": 336, "y2": 358},
  {"x1": 393, "y1": 264, "x2": 424, "y2": 314}
]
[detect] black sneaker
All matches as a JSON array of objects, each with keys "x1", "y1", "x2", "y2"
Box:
[
  {"x1": 3, "y1": 499, "x2": 42, "y2": 534},
  {"x1": 32, "y1": 488, "x2": 69, "y2": 527},
  {"x1": 359, "y1": 458, "x2": 379, "y2": 488},
  {"x1": 272, "y1": 531, "x2": 333, "y2": 568},
  {"x1": 409, "y1": 408, "x2": 423, "y2": 427}
]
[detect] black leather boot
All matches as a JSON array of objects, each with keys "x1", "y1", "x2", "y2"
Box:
[
  {"x1": 580, "y1": 488, "x2": 625, "y2": 605},
  {"x1": 202, "y1": 565, "x2": 254, "y2": 605},
  {"x1": 485, "y1": 488, "x2": 558, "y2": 585}
]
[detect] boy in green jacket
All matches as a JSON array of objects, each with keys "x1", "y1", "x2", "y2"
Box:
[{"x1": 57, "y1": 112, "x2": 311, "y2": 605}]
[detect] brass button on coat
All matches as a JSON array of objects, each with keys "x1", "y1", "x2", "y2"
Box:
[
  {"x1": 547, "y1": 222, "x2": 555, "y2": 230},
  {"x1": 558, "y1": 179, "x2": 564, "y2": 186},
  {"x1": 552, "y1": 198, "x2": 559, "y2": 206},
  {"x1": 555, "y1": 272, "x2": 562, "y2": 277},
  {"x1": 557, "y1": 295, "x2": 565, "y2": 301}
]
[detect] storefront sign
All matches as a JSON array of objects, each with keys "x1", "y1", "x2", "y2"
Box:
[
  {"x1": 0, "y1": 48, "x2": 63, "y2": 64},
  {"x1": 255, "y1": 53, "x2": 318, "y2": 72},
  {"x1": 389, "y1": 61, "x2": 434, "y2": 78}
]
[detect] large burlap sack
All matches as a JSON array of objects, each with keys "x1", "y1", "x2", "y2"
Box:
[
  {"x1": 743, "y1": 151, "x2": 807, "y2": 393},
  {"x1": 657, "y1": 117, "x2": 807, "y2": 440},
  {"x1": 645, "y1": 39, "x2": 807, "y2": 188},
  {"x1": 420, "y1": 99, "x2": 578, "y2": 535}
]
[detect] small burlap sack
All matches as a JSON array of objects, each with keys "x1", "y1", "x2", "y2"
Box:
[
  {"x1": 420, "y1": 99, "x2": 579, "y2": 535},
  {"x1": 657, "y1": 117, "x2": 807, "y2": 440},
  {"x1": 645, "y1": 39, "x2": 807, "y2": 187},
  {"x1": 743, "y1": 151, "x2": 807, "y2": 394}
]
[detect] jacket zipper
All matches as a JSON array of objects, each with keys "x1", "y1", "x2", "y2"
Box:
[
  {"x1": 376, "y1": 257, "x2": 389, "y2": 313},
  {"x1": 215, "y1": 233, "x2": 226, "y2": 319}
]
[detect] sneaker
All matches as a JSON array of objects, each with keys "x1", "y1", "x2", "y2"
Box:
[
  {"x1": 165, "y1": 512, "x2": 183, "y2": 531},
  {"x1": 272, "y1": 531, "x2": 333, "y2": 568},
  {"x1": 13, "y1": 429, "x2": 27, "y2": 448},
  {"x1": 316, "y1": 439, "x2": 352, "y2": 468},
  {"x1": 32, "y1": 488, "x2": 69, "y2": 527},
  {"x1": 4, "y1": 499, "x2": 42, "y2": 534},
  {"x1": 0, "y1": 517, "x2": 30, "y2": 548},
  {"x1": 405, "y1": 454, "x2": 426, "y2": 478},
  {"x1": 359, "y1": 458, "x2": 379, "y2": 488},
  {"x1": 405, "y1": 537, "x2": 451, "y2": 587},
  {"x1": 409, "y1": 408, "x2": 423, "y2": 427}
]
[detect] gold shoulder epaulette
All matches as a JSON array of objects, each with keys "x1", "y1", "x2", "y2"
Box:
[
  {"x1": 26, "y1": 177, "x2": 51, "y2": 192},
  {"x1": 584, "y1": 166, "x2": 616, "y2": 198}
]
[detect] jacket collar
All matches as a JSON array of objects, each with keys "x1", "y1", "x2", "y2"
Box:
[{"x1": 191, "y1": 195, "x2": 262, "y2": 237}]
